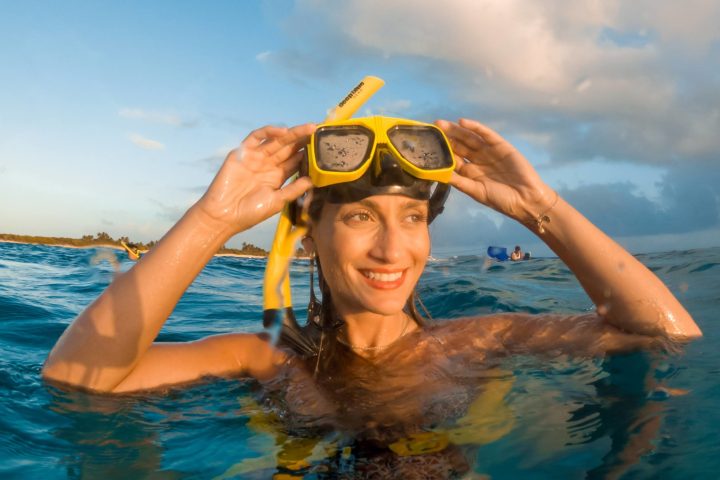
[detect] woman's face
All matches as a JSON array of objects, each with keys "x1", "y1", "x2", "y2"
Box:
[{"x1": 310, "y1": 194, "x2": 431, "y2": 317}]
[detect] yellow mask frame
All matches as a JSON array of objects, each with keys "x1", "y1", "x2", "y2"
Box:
[{"x1": 307, "y1": 116, "x2": 455, "y2": 188}]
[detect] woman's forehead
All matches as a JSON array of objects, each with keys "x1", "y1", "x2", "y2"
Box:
[{"x1": 334, "y1": 195, "x2": 429, "y2": 211}]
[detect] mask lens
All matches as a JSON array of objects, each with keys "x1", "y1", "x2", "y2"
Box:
[
  {"x1": 315, "y1": 126, "x2": 374, "y2": 172},
  {"x1": 388, "y1": 126, "x2": 453, "y2": 170}
]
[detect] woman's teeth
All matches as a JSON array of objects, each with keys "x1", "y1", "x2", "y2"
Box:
[{"x1": 363, "y1": 271, "x2": 403, "y2": 282}]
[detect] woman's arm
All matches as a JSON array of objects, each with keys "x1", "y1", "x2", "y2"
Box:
[
  {"x1": 437, "y1": 118, "x2": 701, "y2": 341},
  {"x1": 42, "y1": 124, "x2": 315, "y2": 392}
]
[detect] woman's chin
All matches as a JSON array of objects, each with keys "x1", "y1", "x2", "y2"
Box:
[{"x1": 360, "y1": 297, "x2": 410, "y2": 317}]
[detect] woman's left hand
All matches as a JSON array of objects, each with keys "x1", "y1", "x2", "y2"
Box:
[{"x1": 436, "y1": 118, "x2": 555, "y2": 225}]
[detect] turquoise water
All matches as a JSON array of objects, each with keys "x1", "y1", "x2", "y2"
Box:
[{"x1": 1, "y1": 241, "x2": 719, "y2": 478}]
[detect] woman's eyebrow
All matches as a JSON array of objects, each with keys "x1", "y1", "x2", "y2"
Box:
[
  {"x1": 402, "y1": 200, "x2": 428, "y2": 210},
  {"x1": 355, "y1": 198, "x2": 427, "y2": 210}
]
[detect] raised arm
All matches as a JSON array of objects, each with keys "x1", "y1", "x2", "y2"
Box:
[
  {"x1": 42, "y1": 124, "x2": 315, "y2": 392},
  {"x1": 437, "y1": 118, "x2": 701, "y2": 342}
]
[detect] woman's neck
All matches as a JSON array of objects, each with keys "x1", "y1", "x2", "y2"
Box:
[{"x1": 337, "y1": 310, "x2": 417, "y2": 354}]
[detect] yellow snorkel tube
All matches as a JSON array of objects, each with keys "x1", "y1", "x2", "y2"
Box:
[{"x1": 262, "y1": 76, "x2": 385, "y2": 331}]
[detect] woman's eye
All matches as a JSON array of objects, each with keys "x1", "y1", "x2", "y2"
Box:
[
  {"x1": 406, "y1": 213, "x2": 428, "y2": 224},
  {"x1": 345, "y1": 211, "x2": 372, "y2": 223}
]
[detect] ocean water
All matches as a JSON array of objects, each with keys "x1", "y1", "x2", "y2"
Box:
[{"x1": 1, "y1": 241, "x2": 719, "y2": 479}]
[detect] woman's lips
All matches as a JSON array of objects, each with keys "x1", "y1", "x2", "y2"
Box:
[{"x1": 359, "y1": 269, "x2": 407, "y2": 289}]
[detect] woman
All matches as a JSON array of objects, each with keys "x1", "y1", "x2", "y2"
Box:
[{"x1": 42, "y1": 117, "x2": 701, "y2": 394}]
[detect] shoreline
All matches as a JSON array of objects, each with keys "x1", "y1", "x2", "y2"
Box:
[{"x1": 0, "y1": 239, "x2": 268, "y2": 259}]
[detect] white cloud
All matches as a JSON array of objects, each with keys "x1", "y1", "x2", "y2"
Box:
[
  {"x1": 256, "y1": 51, "x2": 272, "y2": 62},
  {"x1": 250, "y1": 1, "x2": 720, "y2": 252},
  {"x1": 366, "y1": 99, "x2": 413, "y2": 116},
  {"x1": 282, "y1": 0, "x2": 720, "y2": 165},
  {"x1": 119, "y1": 108, "x2": 195, "y2": 127},
  {"x1": 128, "y1": 133, "x2": 165, "y2": 151}
]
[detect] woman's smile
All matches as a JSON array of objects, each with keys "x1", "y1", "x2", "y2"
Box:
[{"x1": 359, "y1": 268, "x2": 407, "y2": 289}]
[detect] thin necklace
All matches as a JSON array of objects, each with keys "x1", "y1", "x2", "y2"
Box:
[{"x1": 336, "y1": 315, "x2": 412, "y2": 352}]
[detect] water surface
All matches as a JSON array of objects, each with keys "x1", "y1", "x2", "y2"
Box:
[{"x1": 1, "y1": 242, "x2": 718, "y2": 478}]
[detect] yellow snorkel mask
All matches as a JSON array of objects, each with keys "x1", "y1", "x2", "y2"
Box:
[
  {"x1": 305, "y1": 116, "x2": 454, "y2": 212},
  {"x1": 262, "y1": 77, "x2": 455, "y2": 354}
]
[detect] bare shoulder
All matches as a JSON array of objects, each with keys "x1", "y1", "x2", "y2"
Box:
[
  {"x1": 428, "y1": 313, "x2": 665, "y2": 357},
  {"x1": 112, "y1": 332, "x2": 286, "y2": 393}
]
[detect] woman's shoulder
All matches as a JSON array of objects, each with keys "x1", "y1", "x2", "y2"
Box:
[
  {"x1": 420, "y1": 314, "x2": 517, "y2": 352},
  {"x1": 426, "y1": 313, "x2": 531, "y2": 334},
  {"x1": 421, "y1": 312, "x2": 588, "y2": 354},
  {"x1": 208, "y1": 332, "x2": 289, "y2": 380},
  {"x1": 423, "y1": 312, "x2": 665, "y2": 357},
  {"x1": 111, "y1": 332, "x2": 287, "y2": 392}
]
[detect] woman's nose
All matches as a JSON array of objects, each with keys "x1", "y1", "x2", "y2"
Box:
[{"x1": 369, "y1": 221, "x2": 404, "y2": 263}]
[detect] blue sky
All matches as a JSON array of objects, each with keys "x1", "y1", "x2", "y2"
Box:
[{"x1": 2, "y1": 0, "x2": 719, "y2": 256}]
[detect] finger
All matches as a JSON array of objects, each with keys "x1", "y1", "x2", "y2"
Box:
[
  {"x1": 450, "y1": 171, "x2": 487, "y2": 202},
  {"x1": 267, "y1": 124, "x2": 317, "y2": 165},
  {"x1": 457, "y1": 118, "x2": 507, "y2": 146},
  {"x1": 436, "y1": 119, "x2": 487, "y2": 152},
  {"x1": 454, "y1": 159, "x2": 487, "y2": 183},
  {"x1": 453, "y1": 153, "x2": 467, "y2": 173},
  {"x1": 279, "y1": 176, "x2": 313, "y2": 203},
  {"x1": 448, "y1": 141, "x2": 481, "y2": 162},
  {"x1": 242, "y1": 125, "x2": 289, "y2": 149},
  {"x1": 277, "y1": 150, "x2": 304, "y2": 179},
  {"x1": 448, "y1": 139, "x2": 496, "y2": 168},
  {"x1": 263, "y1": 123, "x2": 317, "y2": 159}
]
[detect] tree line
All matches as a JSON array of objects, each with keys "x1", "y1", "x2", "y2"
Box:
[{"x1": 0, "y1": 232, "x2": 303, "y2": 258}]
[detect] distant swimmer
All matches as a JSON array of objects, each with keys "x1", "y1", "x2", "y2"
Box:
[
  {"x1": 510, "y1": 245, "x2": 523, "y2": 261},
  {"x1": 120, "y1": 240, "x2": 143, "y2": 261}
]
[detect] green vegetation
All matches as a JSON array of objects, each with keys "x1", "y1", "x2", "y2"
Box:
[
  {"x1": 0, "y1": 232, "x2": 282, "y2": 258},
  {"x1": 219, "y1": 242, "x2": 268, "y2": 257}
]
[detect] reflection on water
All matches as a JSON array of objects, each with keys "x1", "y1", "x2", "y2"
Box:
[
  {"x1": 1, "y1": 242, "x2": 718, "y2": 478},
  {"x1": 41, "y1": 353, "x2": 672, "y2": 479}
]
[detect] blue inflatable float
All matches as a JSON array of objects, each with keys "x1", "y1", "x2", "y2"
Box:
[{"x1": 487, "y1": 246, "x2": 509, "y2": 261}]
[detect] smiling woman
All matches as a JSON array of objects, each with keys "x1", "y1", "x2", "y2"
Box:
[{"x1": 42, "y1": 113, "x2": 702, "y2": 477}]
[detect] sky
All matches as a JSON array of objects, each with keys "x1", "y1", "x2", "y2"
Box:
[{"x1": 1, "y1": 0, "x2": 719, "y2": 257}]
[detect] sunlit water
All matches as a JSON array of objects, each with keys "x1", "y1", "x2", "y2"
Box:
[{"x1": 1, "y1": 241, "x2": 719, "y2": 478}]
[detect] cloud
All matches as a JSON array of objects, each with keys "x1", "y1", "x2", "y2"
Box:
[
  {"x1": 255, "y1": 49, "x2": 342, "y2": 81},
  {"x1": 245, "y1": 1, "x2": 720, "y2": 253},
  {"x1": 366, "y1": 99, "x2": 413, "y2": 116},
  {"x1": 431, "y1": 163, "x2": 720, "y2": 254},
  {"x1": 119, "y1": 108, "x2": 197, "y2": 128},
  {"x1": 276, "y1": 0, "x2": 720, "y2": 166},
  {"x1": 558, "y1": 165, "x2": 720, "y2": 236},
  {"x1": 129, "y1": 133, "x2": 165, "y2": 151}
]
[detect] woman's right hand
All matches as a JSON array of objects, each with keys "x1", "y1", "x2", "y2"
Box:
[{"x1": 195, "y1": 123, "x2": 316, "y2": 233}]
